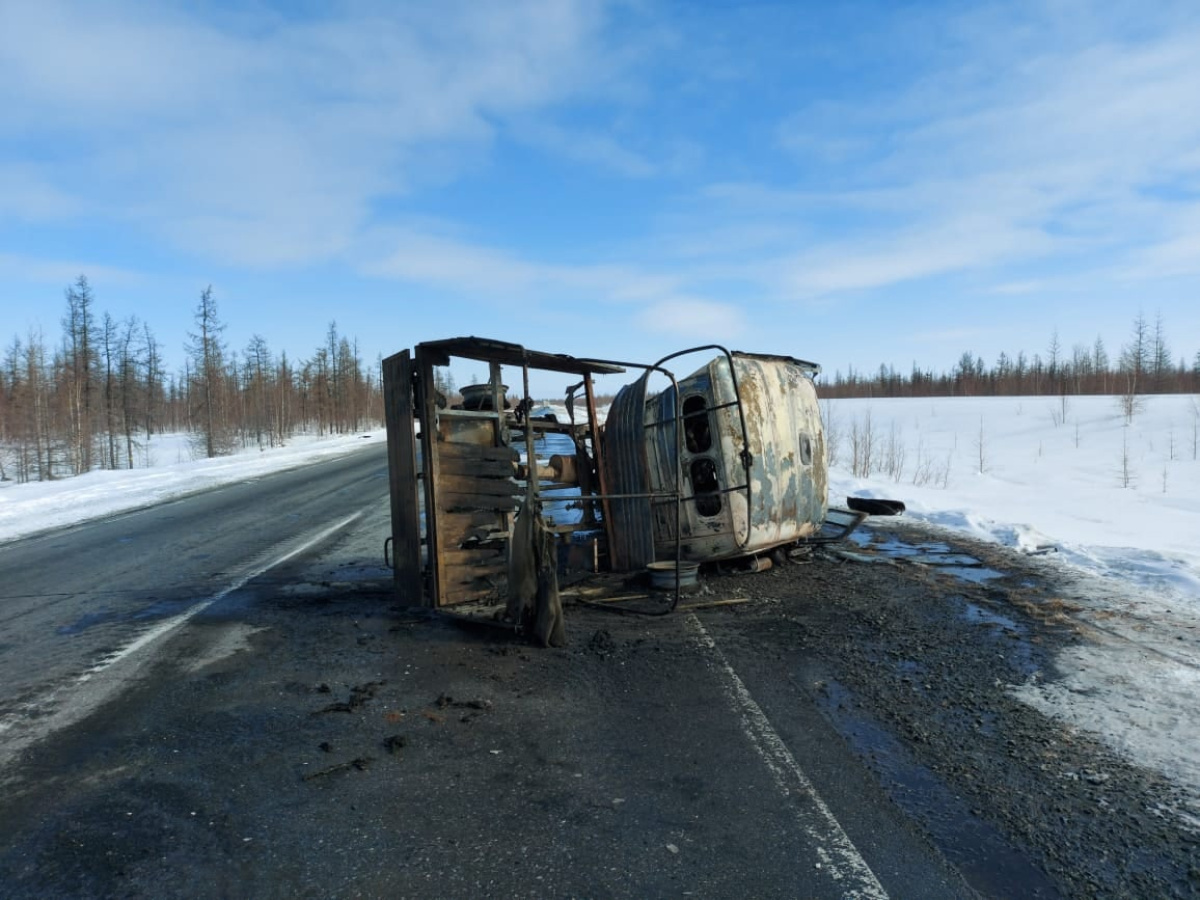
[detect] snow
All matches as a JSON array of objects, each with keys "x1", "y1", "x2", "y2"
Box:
[
  {"x1": 2, "y1": 393, "x2": 1199, "y2": 822},
  {"x1": 0, "y1": 430, "x2": 387, "y2": 544},
  {"x1": 826, "y1": 393, "x2": 1200, "y2": 827}
]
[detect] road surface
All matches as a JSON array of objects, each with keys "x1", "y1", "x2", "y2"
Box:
[{"x1": 0, "y1": 444, "x2": 1194, "y2": 898}]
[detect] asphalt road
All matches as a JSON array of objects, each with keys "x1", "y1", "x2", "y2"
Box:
[
  {"x1": 4, "y1": 445, "x2": 1185, "y2": 898},
  {"x1": 0, "y1": 441, "x2": 389, "y2": 772}
]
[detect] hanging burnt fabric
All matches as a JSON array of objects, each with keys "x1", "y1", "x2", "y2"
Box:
[{"x1": 506, "y1": 502, "x2": 566, "y2": 647}]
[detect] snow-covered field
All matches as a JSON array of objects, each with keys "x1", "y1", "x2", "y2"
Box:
[
  {"x1": 2, "y1": 394, "x2": 1198, "y2": 820},
  {"x1": 826, "y1": 393, "x2": 1200, "y2": 827}
]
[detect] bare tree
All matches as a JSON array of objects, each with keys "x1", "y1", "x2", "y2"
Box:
[
  {"x1": 1092, "y1": 335, "x2": 1109, "y2": 394},
  {"x1": 186, "y1": 286, "x2": 234, "y2": 458},
  {"x1": 141, "y1": 322, "x2": 163, "y2": 437},
  {"x1": 62, "y1": 275, "x2": 97, "y2": 474},
  {"x1": 975, "y1": 416, "x2": 987, "y2": 474},
  {"x1": 100, "y1": 312, "x2": 120, "y2": 469},
  {"x1": 1151, "y1": 311, "x2": 1172, "y2": 392},
  {"x1": 1118, "y1": 311, "x2": 1150, "y2": 423},
  {"x1": 1119, "y1": 427, "x2": 1135, "y2": 488},
  {"x1": 1046, "y1": 328, "x2": 1062, "y2": 397},
  {"x1": 244, "y1": 334, "x2": 275, "y2": 449}
]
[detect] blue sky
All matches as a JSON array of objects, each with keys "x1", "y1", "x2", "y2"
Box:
[{"x1": 3, "y1": 0, "x2": 1199, "y2": 392}]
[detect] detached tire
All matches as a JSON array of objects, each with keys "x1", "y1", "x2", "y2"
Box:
[{"x1": 846, "y1": 497, "x2": 906, "y2": 516}]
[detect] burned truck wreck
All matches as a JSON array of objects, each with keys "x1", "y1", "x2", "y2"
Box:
[
  {"x1": 603, "y1": 349, "x2": 828, "y2": 571},
  {"x1": 382, "y1": 337, "x2": 860, "y2": 642}
]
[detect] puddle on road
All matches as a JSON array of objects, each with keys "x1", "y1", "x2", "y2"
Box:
[
  {"x1": 814, "y1": 678, "x2": 1061, "y2": 898},
  {"x1": 957, "y1": 599, "x2": 1041, "y2": 679},
  {"x1": 848, "y1": 530, "x2": 1004, "y2": 584},
  {"x1": 939, "y1": 565, "x2": 1004, "y2": 584},
  {"x1": 963, "y1": 601, "x2": 1019, "y2": 630}
]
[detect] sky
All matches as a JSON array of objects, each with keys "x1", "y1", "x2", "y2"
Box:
[
  {"x1": 2, "y1": 0, "x2": 1200, "y2": 389},
  {"x1": 2, "y1": 393, "x2": 1198, "y2": 824}
]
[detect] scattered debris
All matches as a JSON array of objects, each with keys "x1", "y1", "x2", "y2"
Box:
[
  {"x1": 676, "y1": 598, "x2": 751, "y2": 611},
  {"x1": 312, "y1": 681, "x2": 386, "y2": 715},
  {"x1": 301, "y1": 757, "x2": 374, "y2": 782},
  {"x1": 587, "y1": 629, "x2": 617, "y2": 658},
  {"x1": 383, "y1": 735, "x2": 407, "y2": 755},
  {"x1": 435, "y1": 693, "x2": 493, "y2": 711}
]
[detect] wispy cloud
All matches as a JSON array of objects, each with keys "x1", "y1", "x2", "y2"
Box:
[
  {"x1": 0, "y1": 253, "x2": 145, "y2": 289},
  {"x1": 635, "y1": 298, "x2": 747, "y2": 340},
  {"x1": 3, "y1": 0, "x2": 1199, "y2": 375},
  {"x1": 755, "y1": 9, "x2": 1200, "y2": 298},
  {"x1": 0, "y1": 0, "x2": 623, "y2": 267},
  {"x1": 0, "y1": 165, "x2": 82, "y2": 222},
  {"x1": 513, "y1": 120, "x2": 657, "y2": 177},
  {"x1": 364, "y1": 227, "x2": 684, "y2": 303},
  {"x1": 361, "y1": 226, "x2": 749, "y2": 342}
]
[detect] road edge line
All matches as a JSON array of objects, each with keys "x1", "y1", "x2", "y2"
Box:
[{"x1": 685, "y1": 613, "x2": 889, "y2": 899}]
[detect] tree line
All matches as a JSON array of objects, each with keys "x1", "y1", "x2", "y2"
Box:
[
  {"x1": 820, "y1": 312, "x2": 1200, "y2": 400},
  {"x1": 0, "y1": 276, "x2": 384, "y2": 484}
]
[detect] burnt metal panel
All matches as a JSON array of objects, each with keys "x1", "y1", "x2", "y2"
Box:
[
  {"x1": 727, "y1": 353, "x2": 827, "y2": 551},
  {"x1": 417, "y1": 336, "x2": 626, "y2": 377},
  {"x1": 383, "y1": 350, "x2": 423, "y2": 605},
  {"x1": 643, "y1": 352, "x2": 827, "y2": 562},
  {"x1": 600, "y1": 373, "x2": 656, "y2": 571}
]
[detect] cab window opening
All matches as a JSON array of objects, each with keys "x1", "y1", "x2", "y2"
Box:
[
  {"x1": 683, "y1": 395, "x2": 712, "y2": 454},
  {"x1": 690, "y1": 457, "x2": 722, "y2": 517}
]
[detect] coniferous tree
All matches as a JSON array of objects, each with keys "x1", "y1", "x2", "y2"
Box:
[
  {"x1": 186, "y1": 286, "x2": 234, "y2": 458},
  {"x1": 62, "y1": 275, "x2": 97, "y2": 474}
]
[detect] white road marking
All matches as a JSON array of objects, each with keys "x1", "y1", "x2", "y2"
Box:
[
  {"x1": 686, "y1": 614, "x2": 890, "y2": 900},
  {"x1": 79, "y1": 511, "x2": 364, "y2": 680},
  {"x1": 0, "y1": 511, "x2": 365, "y2": 774}
]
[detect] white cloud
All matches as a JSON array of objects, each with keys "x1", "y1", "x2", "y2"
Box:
[
  {"x1": 635, "y1": 298, "x2": 746, "y2": 340},
  {"x1": 363, "y1": 227, "x2": 686, "y2": 306},
  {"x1": 778, "y1": 213, "x2": 1054, "y2": 296},
  {"x1": 365, "y1": 230, "x2": 542, "y2": 294},
  {"x1": 0, "y1": 253, "x2": 145, "y2": 288},
  {"x1": 757, "y1": 10, "x2": 1200, "y2": 298},
  {"x1": 513, "y1": 120, "x2": 657, "y2": 177},
  {"x1": 0, "y1": 166, "x2": 81, "y2": 222},
  {"x1": 0, "y1": 0, "x2": 619, "y2": 267}
]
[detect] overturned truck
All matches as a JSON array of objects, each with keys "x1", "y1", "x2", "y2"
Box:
[{"x1": 383, "y1": 337, "x2": 854, "y2": 640}]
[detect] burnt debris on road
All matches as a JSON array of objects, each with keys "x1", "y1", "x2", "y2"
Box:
[{"x1": 1, "y1": 514, "x2": 1197, "y2": 898}]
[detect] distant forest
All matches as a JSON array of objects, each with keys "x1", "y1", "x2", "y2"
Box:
[
  {"x1": 0, "y1": 276, "x2": 384, "y2": 484},
  {"x1": 4, "y1": 279, "x2": 1199, "y2": 486},
  {"x1": 819, "y1": 312, "x2": 1200, "y2": 399}
]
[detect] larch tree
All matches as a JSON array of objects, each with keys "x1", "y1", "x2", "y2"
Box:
[
  {"x1": 62, "y1": 275, "x2": 97, "y2": 474},
  {"x1": 186, "y1": 286, "x2": 234, "y2": 458},
  {"x1": 1118, "y1": 310, "x2": 1151, "y2": 422}
]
